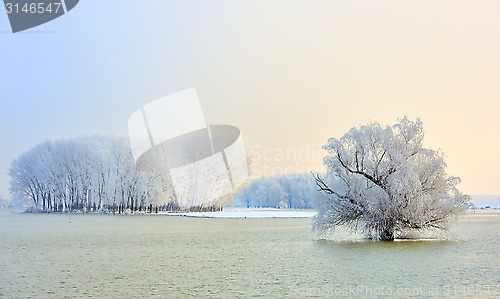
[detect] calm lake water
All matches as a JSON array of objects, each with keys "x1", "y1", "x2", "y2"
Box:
[{"x1": 0, "y1": 210, "x2": 499, "y2": 298}]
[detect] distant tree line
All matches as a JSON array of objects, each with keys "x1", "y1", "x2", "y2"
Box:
[
  {"x1": 9, "y1": 136, "x2": 223, "y2": 214},
  {"x1": 236, "y1": 173, "x2": 323, "y2": 209}
]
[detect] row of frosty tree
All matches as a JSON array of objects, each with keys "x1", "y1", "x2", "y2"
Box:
[
  {"x1": 8, "y1": 136, "x2": 180, "y2": 213},
  {"x1": 9, "y1": 134, "x2": 323, "y2": 213},
  {"x1": 236, "y1": 173, "x2": 323, "y2": 209}
]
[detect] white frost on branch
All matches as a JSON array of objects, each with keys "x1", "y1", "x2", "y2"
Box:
[
  {"x1": 8, "y1": 136, "x2": 175, "y2": 213},
  {"x1": 313, "y1": 117, "x2": 470, "y2": 240}
]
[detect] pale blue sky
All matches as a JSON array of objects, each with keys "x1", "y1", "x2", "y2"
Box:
[{"x1": 1, "y1": 0, "x2": 500, "y2": 198}]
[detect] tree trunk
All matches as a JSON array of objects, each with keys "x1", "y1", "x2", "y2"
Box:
[{"x1": 380, "y1": 229, "x2": 395, "y2": 241}]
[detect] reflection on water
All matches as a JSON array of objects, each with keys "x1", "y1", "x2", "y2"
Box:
[{"x1": 0, "y1": 211, "x2": 498, "y2": 298}]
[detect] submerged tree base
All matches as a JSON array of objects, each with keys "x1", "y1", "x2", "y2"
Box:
[{"x1": 314, "y1": 225, "x2": 452, "y2": 242}]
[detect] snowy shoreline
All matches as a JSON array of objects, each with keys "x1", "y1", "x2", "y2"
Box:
[
  {"x1": 159, "y1": 208, "x2": 317, "y2": 218},
  {"x1": 4, "y1": 208, "x2": 497, "y2": 218}
]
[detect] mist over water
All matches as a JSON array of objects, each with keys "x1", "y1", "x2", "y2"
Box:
[{"x1": 0, "y1": 211, "x2": 498, "y2": 297}]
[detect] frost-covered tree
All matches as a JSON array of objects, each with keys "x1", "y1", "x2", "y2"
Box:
[
  {"x1": 313, "y1": 117, "x2": 470, "y2": 240},
  {"x1": 8, "y1": 136, "x2": 170, "y2": 213},
  {"x1": 236, "y1": 173, "x2": 320, "y2": 209},
  {"x1": 10, "y1": 135, "x2": 238, "y2": 213}
]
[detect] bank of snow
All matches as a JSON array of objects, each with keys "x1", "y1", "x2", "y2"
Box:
[{"x1": 162, "y1": 208, "x2": 317, "y2": 218}]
